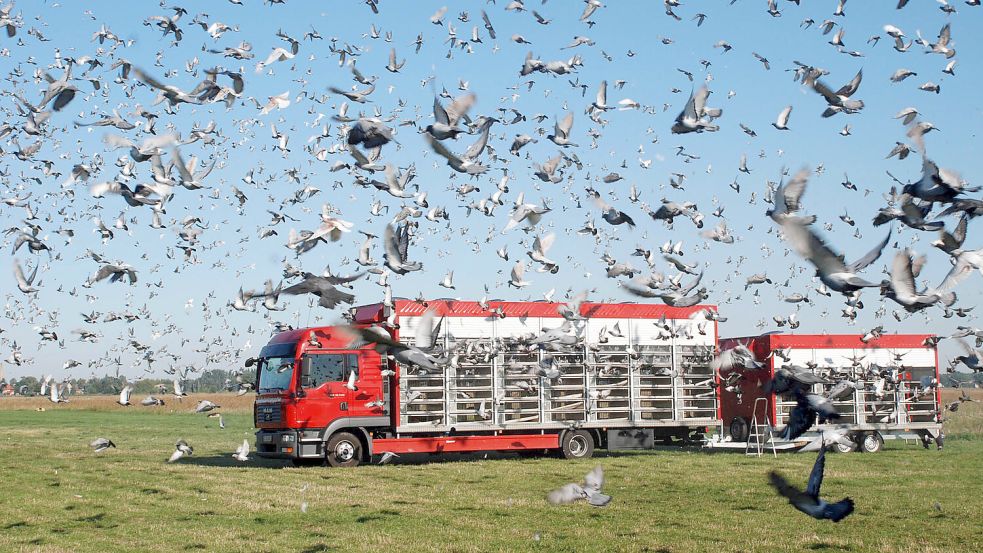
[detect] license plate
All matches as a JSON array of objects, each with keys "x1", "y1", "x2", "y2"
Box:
[{"x1": 263, "y1": 435, "x2": 273, "y2": 443}]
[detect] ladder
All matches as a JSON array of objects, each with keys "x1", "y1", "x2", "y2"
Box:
[{"x1": 745, "y1": 397, "x2": 777, "y2": 457}]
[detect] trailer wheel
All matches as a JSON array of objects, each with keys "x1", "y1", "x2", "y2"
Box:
[
  {"x1": 325, "y1": 432, "x2": 362, "y2": 467},
  {"x1": 559, "y1": 430, "x2": 594, "y2": 460},
  {"x1": 729, "y1": 417, "x2": 750, "y2": 442},
  {"x1": 859, "y1": 432, "x2": 883, "y2": 454}
]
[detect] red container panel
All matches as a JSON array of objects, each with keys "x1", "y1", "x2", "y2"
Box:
[{"x1": 372, "y1": 433, "x2": 560, "y2": 455}]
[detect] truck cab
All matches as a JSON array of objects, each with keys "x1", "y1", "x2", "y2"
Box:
[{"x1": 253, "y1": 326, "x2": 390, "y2": 466}]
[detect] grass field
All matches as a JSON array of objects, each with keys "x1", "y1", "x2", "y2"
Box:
[{"x1": 0, "y1": 392, "x2": 981, "y2": 553}]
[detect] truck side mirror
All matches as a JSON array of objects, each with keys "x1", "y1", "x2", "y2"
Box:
[
  {"x1": 300, "y1": 356, "x2": 313, "y2": 388},
  {"x1": 244, "y1": 357, "x2": 256, "y2": 368}
]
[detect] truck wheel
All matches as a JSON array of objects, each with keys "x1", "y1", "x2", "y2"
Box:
[
  {"x1": 831, "y1": 437, "x2": 858, "y2": 453},
  {"x1": 559, "y1": 430, "x2": 594, "y2": 460},
  {"x1": 859, "y1": 432, "x2": 883, "y2": 453},
  {"x1": 325, "y1": 432, "x2": 362, "y2": 467},
  {"x1": 729, "y1": 417, "x2": 750, "y2": 442}
]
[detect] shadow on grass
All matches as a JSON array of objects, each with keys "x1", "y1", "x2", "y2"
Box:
[
  {"x1": 178, "y1": 455, "x2": 291, "y2": 469},
  {"x1": 178, "y1": 445, "x2": 729, "y2": 468},
  {"x1": 381, "y1": 446, "x2": 718, "y2": 465},
  {"x1": 808, "y1": 542, "x2": 853, "y2": 551}
]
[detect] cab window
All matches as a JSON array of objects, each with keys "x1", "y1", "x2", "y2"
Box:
[{"x1": 303, "y1": 353, "x2": 359, "y2": 388}]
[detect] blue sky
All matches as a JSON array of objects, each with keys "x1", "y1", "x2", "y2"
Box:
[{"x1": 1, "y1": 0, "x2": 982, "y2": 381}]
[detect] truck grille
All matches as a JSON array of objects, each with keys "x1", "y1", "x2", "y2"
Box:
[{"x1": 255, "y1": 403, "x2": 282, "y2": 425}]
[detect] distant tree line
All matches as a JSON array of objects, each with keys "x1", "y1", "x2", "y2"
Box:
[
  {"x1": 1, "y1": 368, "x2": 257, "y2": 396},
  {"x1": 942, "y1": 372, "x2": 982, "y2": 388}
]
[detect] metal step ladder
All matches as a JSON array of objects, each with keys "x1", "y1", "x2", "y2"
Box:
[{"x1": 745, "y1": 397, "x2": 777, "y2": 457}]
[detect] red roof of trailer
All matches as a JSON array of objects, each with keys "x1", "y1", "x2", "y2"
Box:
[
  {"x1": 721, "y1": 333, "x2": 935, "y2": 350},
  {"x1": 353, "y1": 300, "x2": 715, "y2": 323}
]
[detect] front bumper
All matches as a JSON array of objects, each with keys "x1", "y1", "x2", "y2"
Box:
[{"x1": 255, "y1": 429, "x2": 323, "y2": 459}]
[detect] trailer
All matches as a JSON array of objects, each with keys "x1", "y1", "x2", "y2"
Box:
[
  {"x1": 253, "y1": 299, "x2": 719, "y2": 466},
  {"x1": 714, "y1": 334, "x2": 943, "y2": 453}
]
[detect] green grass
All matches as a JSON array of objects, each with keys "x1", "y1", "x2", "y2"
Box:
[{"x1": 0, "y1": 401, "x2": 981, "y2": 553}]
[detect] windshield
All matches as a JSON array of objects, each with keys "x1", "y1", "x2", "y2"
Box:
[{"x1": 258, "y1": 356, "x2": 296, "y2": 393}]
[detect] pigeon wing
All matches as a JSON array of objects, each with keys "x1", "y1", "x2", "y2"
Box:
[
  {"x1": 583, "y1": 466, "x2": 604, "y2": 493},
  {"x1": 383, "y1": 224, "x2": 404, "y2": 265},
  {"x1": 595, "y1": 80, "x2": 607, "y2": 107},
  {"x1": 821, "y1": 498, "x2": 855, "y2": 522},
  {"x1": 847, "y1": 228, "x2": 891, "y2": 272},
  {"x1": 811, "y1": 79, "x2": 841, "y2": 106},
  {"x1": 889, "y1": 250, "x2": 918, "y2": 297},
  {"x1": 558, "y1": 112, "x2": 574, "y2": 138},
  {"x1": 432, "y1": 96, "x2": 450, "y2": 125},
  {"x1": 585, "y1": 492, "x2": 612, "y2": 507},
  {"x1": 692, "y1": 86, "x2": 709, "y2": 116},
  {"x1": 952, "y1": 214, "x2": 968, "y2": 247},
  {"x1": 534, "y1": 232, "x2": 556, "y2": 255},
  {"x1": 782, "y1": 168, "x2": 810, "y2": 213},
  {"x1": 935, "y1": 253, "x2": 975, "y2": 294},
  {"x1": 680, "y1": 271, "x2": 704, "y2": 295},
  {"x1": 463, "y1": 120, "x2": 493, "y2": 160},
  {"x1": 13, "y1": 259, "x2": 30, "y2": 287},
  {"x1": 776, "y1": 105, "x2": 792, "y2": 127},
  {"x1": 281, "y1": 276, "x2": 323, "y2": 296},
  {"x1": 780, "y1": 399, "x2": 816, "y2": 440},
  {"x1": 547, "y1": 483, "x2": 585, "y2": 505},
  {"x1": 677, "y1": 89, "x2": 698, "y2": 123},
  {"x1": 835, "y1": 69, "x2": 863, "y2": 97},
  {"x1": 805, "y1": 447, "x2": 827, "y2": 499},
  {"x1": 425, "y1": 133, "x2": 462, "y2": 164},
  {"x1": 768, "y1": 471, "x2": 808, "y2": 504},
  {"x1": 781, "y1": 221, "x2": 848, "y2": 274},
  {"x1": 415, "y1": 309, "x2": 437, "y2": 349},
  {"x1": 511, "y1": 261, "x2": 525, "y2": 281},
  {"x1": 445, "y1": 93, "x2": 476, "y2": 127},
  {"x1": 397, "y1": 224, "x2": 411, "y2": 261}
]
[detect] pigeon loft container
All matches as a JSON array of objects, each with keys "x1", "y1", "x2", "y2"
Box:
[
  {"x1": 717, "y1": 334, "x2": 942, "y2": 450},
  {"x1": 357, "y1": 299, "x2": 720, "y2": 440}
]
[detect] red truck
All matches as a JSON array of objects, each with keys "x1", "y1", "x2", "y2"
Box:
[
  {"x1": 714, "y1": 333, "x2": 942, "y2": 453},
  {"x1": 253, "y1": 299, "x2": 719, "y2": 466}
]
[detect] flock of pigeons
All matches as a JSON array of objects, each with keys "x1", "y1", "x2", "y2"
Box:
[
  {"x1": 2, "y1": 1, "x2": 981, "y2": 393},
  {"x1": 1, "y1": 0, "x2": 982, "y2": 527}
]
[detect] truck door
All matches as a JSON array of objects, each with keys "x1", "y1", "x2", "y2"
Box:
[
  {"x1": 298, "y1": 353, "x2": 349, "y2": 427},
  {"x1": 346, "y1": 350, "x2": 386, "y2": 418}
]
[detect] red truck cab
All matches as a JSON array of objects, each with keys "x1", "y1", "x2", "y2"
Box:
[{"x1": 254, "y1": 325, "x2": 389, "y2": 466}]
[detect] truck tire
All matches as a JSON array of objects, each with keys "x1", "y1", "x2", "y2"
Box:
[
  {"x1": 859, "y1": 432, "x2": 883, "y2": 454},
  {"x1": 831, "y1": 437, "x2": 858, "y2": 453},
  {"x1": 559, "y1": 430, "x2": 594, "y2": 460},
  {"x1": 729, "y1": 417, "x2": 750, "y2": 442},
  {"x1": 325, "y1": 432, "x2": 362, "y2": 467}
]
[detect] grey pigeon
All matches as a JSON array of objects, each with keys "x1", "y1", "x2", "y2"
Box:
[
  {"x1": 90, "y1": 438, "x2": 116, "y2": 453},
  {"x1": 548, "y1": 466, "x2": 611, "y2": 507},
  {"x1": 168, "y1": 439, "x2": 193, "y2": 463}
]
